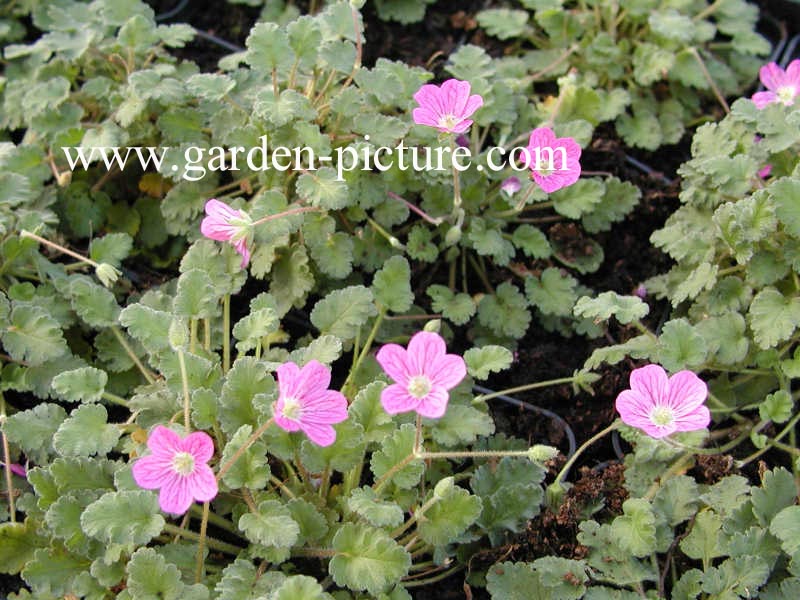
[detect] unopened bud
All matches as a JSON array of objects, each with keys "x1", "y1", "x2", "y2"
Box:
[
  {"x1": 168, "y1": 319, "x2": 189, "y2": 350},
  {"x1": 527, "y1": 445, "x2": 558, "y2": 462},
  {"x1": 56, "y1": 171, "x2": 72, "y2": 187},
  {"x1": 95, "y1": 263, "x2": 121, "y2": 288},
  {"x1": 389, "y1": 236, "x2": 405, "y2": 250},
  {"x1": 423, "y1": 319, "x2": 441, "y2": 333},
  {"x1": 444, "y1": 225, "x2": 461, "y2": 246},
  {"x1": 433, "y1": 476, "x2": 454, "y2": 499}
]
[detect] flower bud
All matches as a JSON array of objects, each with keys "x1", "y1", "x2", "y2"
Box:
[
  {"x1": 444, "y1": 225, "x2": 462, "y2": 246},
  {"x1": 433, "y1": 476, "x2": 454, "y2": 499},
  {"x1": 527, "y1": 444, "x2": 558, "y2": 462},
  {"x1": 95, "y1": 263, "x2": 121, "y2": 288},
  {"x1": 423, "y1": 319, "x2": 441, "y2": 333},
  {"x1": 56, "y1": 171, "x2": 72, "y2": 187},
  {"x1": 168, "y1": 319, "x2": 189, "y2": 350}
]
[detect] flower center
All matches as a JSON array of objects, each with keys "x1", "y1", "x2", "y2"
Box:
[
  {"x1": 649, "y1": 405, "x2": 675, "y2": 428},
  {"x1": 438, "y1": 114, "x2": 459, "y2": 131},
  {"x1": 777, "y1": 85, "x2": 796, "y2": 105},
  {"x1": 229, "y1": 214, "x2": 253, "y2": 242},
  {"x1": 407, "y1": 375, "x2": 432, "y2": 399},
  {"x1": 281, "y1": 396, "x2": 302, "y2": 420},
  {"x1": 171, "y1": 452, "x2": 195, "y2": 476}
]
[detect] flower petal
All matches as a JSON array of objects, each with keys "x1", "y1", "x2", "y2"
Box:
[
  {"x1": 132, "y1": 455, "x2": 173, "y2": 489},
  {"x1": 785, "y1": 59, "x2": 800, "y2": 84},
  {"x1": 673, "y1": 405, "x2": 710, "y2": 433},
  {"x1": 233, "y1": 238, "x2": 250, "y2": 267},
  {"x1": 759, "y1": 62, "x2": 784, "y2": 91},
  {"x1": 628, "y1": 364, "x2": 669, "y2": 406},
  {"x1": 415, "y1": 388, "x2": 450, "y2": 419},
  {"x1": 301, "y1": 421, "x2": 337, "y2": 446},
  {"x1": 187, "y1": 464, "x2": 218, "y2": 503},
  {"x1": 615, "y1": 389, "x2": 655, "y2": 429},
  {"x1": 147, "y1": 426, "x2": 182, "y2": 456},
  {"x1": 380, "y1": 383, "x2": 417, "y2": 414},
  {"x1": 181, "y1": 431, "x2": 215, "y2": 464},
  {"x1": 376, "y1": 343, "x2": 411, "y2": 386},
  {"x1": 427, "y1": 354, "x2": 466, "y2": 391},
  {"x1": 294, "y1": 360, "x2": 333, "y2": 404},
  {"x1": 666, "y1": 370, "x2": 708, "y2": 415},
  {"x1": 299, "y1": 390, "x2": 348, "y2": 426},
  {"x1": 751, "y1": 91, "x2": 778, "y2": 109},
  {"x1": 159, "y1": 475, "x2": 193, "y2": 515},
  {"x1": 277, "y1": 362, "x2": 302, "y2": 399},
  {"x1": 406, "y1": 331, "x2": 446, "y2": 375},
  {"x1": 412, "y1": 107, "x2": 443, "y2": 128}
]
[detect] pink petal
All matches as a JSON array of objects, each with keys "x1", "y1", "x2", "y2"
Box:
[
  {"x1": 527, "y1": 127, "x2": 557, "y2": 153},
  {"x1": 666, "y1": 371, "x2": 708, "y2": 415},
  {"x1": 785, "y1": 59, "x2": 800, "y2": 84},
  {"x1": 201, "y1": 218, "x2": 238, "y2": 241},
  {"x1": 380, "y1": 383, "x2": 417, "y2": 414},
  {"x1": 10, "y1": 463, "x2": 26, "y2": 478},
  {"x1": 412, "y1": 107, "x2": 443, "y2": 128},
  {"x1": 376, "y1": 343, "x2": 411, "y2": 386},
  {"x1": 406, "y1": 331, "x2": 446, "y2": 375},
  {"x1": 205, "y1": 199, "x2": 241, "y2": 222},
  {"x1": 673, "y1": 405, "x2": 710, "y2": 433},
  {"x1": 426, "y1": 354, "x2": 467, "y2": 391},
  {"x1": 276, "y1": 362, "x2": 302, "y2": 399},
  {"x1": 450, "y1": 118, "x2": 474, "y2": 134},
  {"x1": 641, "y1": 421, "x2": 676, "y2": 439},
  {"x1": 187, "y1": 464, "x2": 218, "y2": 502},
  {"x1": 299, "y1": 390, "x2": 348, "y2": 425},
  {"x1": 413, "y1": 84, "x2": 445, "y2": 110},
  {"x1": 293, "y1": 360, "x2": 333, "y2": 404},
  {"x1": 159, "y1": 475, "x2": 193, "y2": 515},
  {"x1": 300, "y1": 421, "x2": 336, "y2": 446},
  {"x1": 628, "y1": 364, "x2": 669, "y2": 405},
  {"x1": 132, "y1": 454, "x2": 174, "y2": 489},
  {"x1": 180, "y1": 431, "x2": 215, "y2": 464},
  {"x1": 615, "y1": 389, "x2": 655, "y2": 429},
  {"x1": 274, "y1": 408, "x2": 302, "y2": 433},
  {"x1": 758, "y1": 164, "x2": 772, "y2": 178},
  {"x1": 233, "y1": 238, "x2": 250, "y2": 267},
  {"x1": 751, "y1": 91, "x2": 777, "y2": 109},
  {"x1": 415, "y1": 388, "x2": 450, "y2": 419},
  {"x1": 759, "y1": 62, "x2": 784, "y2": 91},
  {"x1": 147, "y1": 426, "x2": 182, "y2": 456},
  {"x1": 461, "y1": 94, "x2": 484, "y2": 119}
]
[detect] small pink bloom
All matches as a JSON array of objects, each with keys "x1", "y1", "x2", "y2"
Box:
[
  {"x1": 455, "y1": 134, "x2": 470, "y2": 148},
  {"x1": 525, "y1": 127, "x2": 581, "y2": 193},
  {"x1": 376, "y1": 331, "x2": 467, "y2": 419},
  {"x1": 751, "y1": 60, "x2": 800, "y2": 109},
  {"x1": 200, "y1": 199, "x2": 252, "y2": 267},
  {"x1": 132, "y1": 426, "x2": 218, "y2": 515},
  {"x1": 615, "y1": 364, "x2": 710, "y2": 439},
  {"x1": 758, "y1": 164, "x2": 772, "y2": 179},
  {"x1": 501, "y1": 176, "x2": 522, "y2": 196},
  {"x1": 633, "y1": 284, "x2": 647, "y2": 299},
  {"x1": 412, "y1": 79, "x2": 483, "y2": 134},
  {"x1": 2, "y1": 462, "x2": 26, "y2": 478},
  {"x1": 273, "y1": 360, "x2": 348, "y2": 447}
]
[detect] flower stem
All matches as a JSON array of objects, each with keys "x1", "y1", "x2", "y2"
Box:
[
  {"x1": 162, "y1": 523, "x2": 241, "y2": 555},
  {"x1": 643, "y1": 452, "x2": 695, "y2": 501},
  {"x1": 372, "y1": 453, "x2": 420, "y2": 495},
  {"x1": 553, "y1": 420, "x2": 620, "y2": 488},
  {"x1": 195, "y1": 501, "x2": 210, "y2": 583},
  {"x1": 688, "y1": 47, "x2": 729, "y2": 114},
  {"x1": 473, "y1": 376, "x2": 578, "y2": 402},
  {"x1": 0, "y1": 395, "x2": 16, "y2": 523},
  {"x1": 222, "y1": 294, "x2": 231, "y2": 374},
  {"x1": 178, "y1": 349, "x2": 191, "y2": 432},
  {"x1": 387, "y1": 192, "x2": 443, "y2": 225},
  {"x1": 216, "y1": 418, "x2": 275, "y2": 482},
  {"x1": 342, "y1": 307, "x2": 386, "y2": 397},
  {"x1": 251, "y1": 206, "x2": 321, "y2": 227},
  {"x1": 111, "y1": 326, "x2": 157, "y2": 384},
  {"x1": 101, "y1": 391, "x2": 129, "y2": 407},
  {"x1": 417, "y1": 449, "x2": 532, "y2": 461},
  {"x1": 19, "y1": 229, "x2": 100, "y2": 268}
]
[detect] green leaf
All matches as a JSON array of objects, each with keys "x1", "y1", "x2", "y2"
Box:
[
  {"x1": 406, "y1": 225, "x2": 439, "y2": 262},
  {"x1": 329, "y1": 523, "x2": 411, "y2": 595},
  {"x1": 54, "y1": 404, "x2": 120, "y2": 457},
  {"x1": 347, "y1": 487, "x2": 404, "y2": 528},
  {"x1": 0, "y1": 520, "x2": 44, "y2": 575},
  {"x1": 428, "y1": 403, "x2": 495, "y2": 446},
  {"x1": 633, "y1": 42, "x2": 675, "y2": 85},
  {"x1": 269, "y1": 245, "x2": 314, "y2": 313},
  {"x1": 552, "y1": 179, "x2": 605, "y2": 219},
  {"x1": 512, "y1": 225, "x2": 551, "y2": 259},
  {"x1": 657, "y1": 318, "x2": 707, "y2": 371},
  {"x1": 126, "y1": 547, "x2": 209, "y2": 600},
  {"x1": 574, "y1": 292, "x2": 649, "y2": 325},
  {"x1": 701, "y1": 475, "x2": 751, "y2": 516},
  {"x1": 525, "y1": 268, "x2": 578, "y2": 317},
  {"x1": 173, "y1": 269, "x2": 218, "y2": 319},
  {"x1": 233, "y1": 308, "x2": 279, "y2": 354},
  {"x1": 468, "y1": 219, "x2": 515, "y2": 266},
  {"x1": 254, "y1": 89, "x2": 317, "y2": 127},
  {"x1": 298, "y1": 335, "x2": 342, "y2": 366},
  {"x1": 296, "y1": 167, "x2": 349, "y2": 210},
  {"x1": 373, "y1": 0, "x2": 435, "y2": 24},
  {"x1": 245, "y1": 22, "x2": 293, "y2": 70},
  {"x1": 273, "y1": 575, "x2": 332, "y2": 600},
  {"x1": 287, "y1": 498, "x2": 329, "y2": 545},
  {"x1": 372, "y1": 256, "x2": 413, "y2": 313},
  {"x1": 418, "y1": 485, "x2": 482, "y2": 546},
  {"x1": 51, "y1": 367, "x2": 107, "y2": 403},
  {"x1": 680, "y1": 510, "x2": 725, "y2": 562},
  {"x1": 310, "y1": 285, "x2": 377, "y2": 341},
  {"x1": 2, "y1": 304, "x2": 68, "y2": 366},
  {"x1": 652, "y1": 475, "x2": 699, "y2": 527},
  {"x1": 478, "y1": 282, "x2": 531, "y2": 339},
  {"x1": 486, "y1": 562, "x2": 547, "y2": 600},
  {"x1": 350, "y1": 381, "x2": 394, "y2": 443},
  {"x1": 81, "y1": 490, "x2": 165, "y2": 547},
  {"x1": 582, "y1": 177, "x2": 641, "y2": 233},
  {"x1": 477, "y1": 8, "x2": 529, "y2": 39},
  {"x1": 69, "y1": 276, "x2": 120, "y2": 327},
  {"x1": 239, "y1": 500, "x2": 299, "y2": 549},
  {"x1": 701, "y1": 556, "x2": 770, "y2": 599},
  {"x1": 771, "y1": 505, "x2": 800, "y2": 556},
  {"x1": 219, "y1": 357, "x2": 276, "y2": 435},
  {"x1": 214, "y1": 558, "x2": 277, "y2": 600},
  {"x1": 695, "y1": 313, "x2": 749, "y2": 365},
  {"x1": 611, "y1": 498, "x2": 657, "y2": 557},
  {"x1": 3, "y1": 403, "x2": 67, "y2": 464},
  {"x1": 427, "y1": 284, "x2": 476, "y2": 326},
  {"x1": 752, "y1": 467, "x2": 797, "y2": 527},
  {"x1": 219, "y1": 425, "x2": 270, "y2": 490},
  {"x1": 533, "y1": 557, "x2": 589, "y2": 600},
  {"x1": 21, "y1": 546, "x2": 88, "y2": 596},
  {"x1": 759, "y1": 390, "x2": 793, "y2": 424},
  {"x1": 185, "y1": 73, "x2": 235, "y2": 101},
  {"x1": 119, "y1": 303, "x2": 172, "y2": 354},
  {"x1": 370, "y1": 423, "x2": 425, "y2": 490},
  {"x1": 300, "y1": 419, "x2": 366, "y2": 472},
  {"x1": 89, "y1": 233, "x2": 132, "y2": 267},
  {"x1": 771, "y1": 177, "x2": 800, "y2": 237},
  {"x1": 464, "y1": 346, "x2": 513, "y2": 380},
  {"x1": 749, "y1": 287, "x2": 800, "y2": 349}
]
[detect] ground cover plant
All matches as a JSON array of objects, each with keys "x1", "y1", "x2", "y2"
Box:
[{"x1": 0, "y1": 0, "x2": 799, "y2": 598}]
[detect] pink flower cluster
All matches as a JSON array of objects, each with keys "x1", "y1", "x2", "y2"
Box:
[{"x1": 751, "y1": 60, "x2": 800, "y2": 109}]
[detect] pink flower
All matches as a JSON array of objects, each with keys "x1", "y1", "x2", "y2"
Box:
[
  {"x1": 132, "y1": 426, "x2": 218, "y2": 515},
  {"x1": 751, "y1": 60, "x2": 800, "y2": 109},
  {"x1": 412, "y1": 79, "x2": 483, "y2": 134},
  {"x1": 2, "y1": 462, "x2": 26, "y2": 478},
  {"x1": 376, "y1": 331, "x2": 467, "y2": 419},
  {"x1": 273, "y1": 360, "x2": 348, "y2": 447},
  {"x1": 615, "y1": 364, "x2": 710, "y2": 439},
  {"x1": 501, "y1": 176, "x2": 522, "y2": 196},
  {"x1": 758, "y1": 164, "x2": 772, "y2": 179},
  {"x1": 200, "y1": 199, "x2": 252, "y2": 267},
  {"x1": 525, "y1": 127, "x2": 581, "y2": 193}
]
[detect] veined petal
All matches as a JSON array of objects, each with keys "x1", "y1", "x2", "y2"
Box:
[
  {"x1": 673, "y1": 405, "x2": 710, "y2": 433},
  {"x1": 415, "y1": 388, "x2": 450, "y2": 419},
  {"x1": 412, "y1": 107, "x2": 442, "y2": 128},
  {"x1": 132, "y1": 455, "x2": 174, "y2": 489},
  {"x1": 159, "y1": 475, "x2": 193, "y2": 515},
  {"x1": 294, "y1": 360, "x2": 333, "y2": 403},
  {"x1": 233, "y1": 238, "x2": 250, "y2": 267},
  {"x1": 406, "y1": 331, "x2": 446, "y2": 375},
  {"x1": 759, "y1": 62, "x2": 784, "y2": 91},
  {"x1": 427, "y1": 353, "x2": 467, "y2": 390},
  {"x1": 274, "y1": 410, "x2": 302, "y2": 433},
  {"x1": 615, "y1": 389, "x2": 655, "y2": 429},
  {"x1": 752, "y1": 91, "x2": 778, "y2": 109},
  {"x1": 188, "y1": 464, "x2": 218, "y2": 502},
  {"x1": 629, "y1": 364, "x2": 669, "y2": 406},
  {"x1": 300, "y1": 422, "x2": 336, "y2": 447},
  {"x1": 147, "y1": 426, "x2": 182, "y2": 456},
  {"x1": 375, "y1": 343, "x2": 411, "y2": 385},
  {"x1": 450, "y1": 118, "x2": 474, "y2": 134},
  {"x1": 181, "y1": 431, "x2": 215, "y2": 463},
  {"x1": 300, "y1": 390, "x2": 348, "y2": 425},
  {"x1": 666, "y1": 371, "x2": 707, "y2": 415},
  {"x1": 277, "y1": 362, "x2": 302, "y2": 399},
  {"x1": 380, "y1": 383, "x2": 418, "y2": 414}
]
